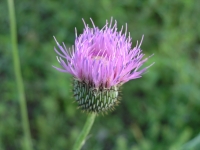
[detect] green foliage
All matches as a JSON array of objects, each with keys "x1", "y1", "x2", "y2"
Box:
[
  {"x1": 1, "y1": 0, "x2": 200, "y2": 149},
  {"x1": 180, "y1": 134, "x2": 200, "y2": 150}
]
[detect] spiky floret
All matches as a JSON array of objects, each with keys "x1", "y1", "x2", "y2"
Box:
[{"x1": 53, "y1": 18, "x2": 153, "y2": 113}]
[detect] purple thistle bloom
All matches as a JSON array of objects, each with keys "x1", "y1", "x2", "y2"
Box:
[{"x1": 53, "y1": 18, "x2": 153, "y2": 113}]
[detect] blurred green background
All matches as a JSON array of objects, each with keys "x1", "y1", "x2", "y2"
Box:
[{"x1": 1, "y1": 0, "x2": 200, "y2": 150}]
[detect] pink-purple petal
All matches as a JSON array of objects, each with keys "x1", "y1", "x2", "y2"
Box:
[{"x1": 53, "y1": 18, "x2": 153, "y2": 88}]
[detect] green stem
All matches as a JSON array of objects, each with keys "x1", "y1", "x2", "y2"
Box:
[
  {"x1": 7, "y1": 0, "x2": 33, "y2": 150},
  {"x1": 72, "y1": 113, "x2": 96, "y2": 150}
]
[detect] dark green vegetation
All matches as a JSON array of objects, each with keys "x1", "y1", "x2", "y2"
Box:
[{"x1": 1, "y1": 0, "x2": 200, "y2": 149}]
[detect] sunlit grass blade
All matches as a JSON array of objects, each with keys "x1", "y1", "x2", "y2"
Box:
[
  {"x1": 180, "y1": 134, "x2": 200, "y2": 150},
  {"x1": 7, "y1": 0, "x2": 33, "y2": 149}
]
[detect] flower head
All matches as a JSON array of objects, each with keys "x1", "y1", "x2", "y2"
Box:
[{"x1": 53, "y1": 18, "x2": 153, "y2": 113}]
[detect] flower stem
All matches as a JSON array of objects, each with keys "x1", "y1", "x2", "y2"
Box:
[
  {"x1": 7, "y1": 0, "x2": 33, "y2": 150},
  {"x1": 72, "y1": 113, "x2": 96, "y2": 150}
]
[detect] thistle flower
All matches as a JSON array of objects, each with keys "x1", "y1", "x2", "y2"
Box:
[{"x1": 53, "y1": 18, "x2": 153, "y2": 113}]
